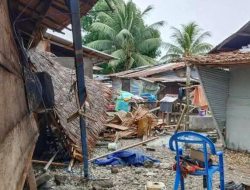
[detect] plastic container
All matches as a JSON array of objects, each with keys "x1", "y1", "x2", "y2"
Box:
[{"x1": 146, "y1": 181, "x2": 166, "y2": 190}]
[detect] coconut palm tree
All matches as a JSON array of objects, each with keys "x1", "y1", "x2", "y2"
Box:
[
  {"x1": 86, "y1": 0, "x2": 165, "y2": 71},
  {"x1": 161, "y1": 22, "x2": 212, "y2": 62}
]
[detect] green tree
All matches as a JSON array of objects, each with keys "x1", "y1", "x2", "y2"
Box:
[
  {"x1": 84, "y1": 0, "x2": 165, "y2": 72},
  {"x1": 161, "y1": 22, "x2": 212, "y2": 62}
]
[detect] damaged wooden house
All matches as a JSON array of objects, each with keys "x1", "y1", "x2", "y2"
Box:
[
  {"x1": 0, "y1": 0, "x2": 114, "y2": 189},
  {"x1": 108, "y1": 62, "x2": 199, "y2": 99}
]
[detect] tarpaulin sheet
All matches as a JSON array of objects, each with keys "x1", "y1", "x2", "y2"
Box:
[
  {"x1": 192, "y1": 86, "x2": 208, "y2": 109},
  {"x1": 94, "y1": 150, "x2": 161, "y2": 167}
]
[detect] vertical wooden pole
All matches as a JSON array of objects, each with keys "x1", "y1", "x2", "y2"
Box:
[{"x1": 185, "y1": 64, "x2": 191, "y2": 131}]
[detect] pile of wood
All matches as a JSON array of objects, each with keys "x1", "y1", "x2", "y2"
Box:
[
  {"x1": 28, "y1": 48, "x2": 113, "y2": 161},
  {"x1": 104, "y1": 106, "x2": 159, "y2": 140}
]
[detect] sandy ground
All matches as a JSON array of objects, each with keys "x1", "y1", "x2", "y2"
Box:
[{"x1": 34, "y1": 135, "x2": 250, "y2": 190}]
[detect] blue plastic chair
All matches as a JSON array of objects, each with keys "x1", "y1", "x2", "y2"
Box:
[{"x1": 169, "y1": 132, "x2": 225, "y2": 190}]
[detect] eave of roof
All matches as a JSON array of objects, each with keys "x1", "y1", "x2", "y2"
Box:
[
  {"x1": 43, "y1": 32, "x2": 118, "y2": 61},
  {"x1": 18, "y1": 0, "x2": 99, "y2": 32},
  {"x1": 181, "y1": 50, "x2": 250, "y2": 67},
  {"x1": 210, "y1": 21, "x2": 250, "y2": 53},
  {"x1": 107, "y1": 65, "x2": 152, "y2": 77},
  {"x1": 140, "y1": 77, "x2": 198, "y2": 83}
]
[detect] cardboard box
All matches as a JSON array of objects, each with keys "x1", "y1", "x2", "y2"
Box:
[{"x1": 190, "y1": 149, "x2": 211, "y2": 162}]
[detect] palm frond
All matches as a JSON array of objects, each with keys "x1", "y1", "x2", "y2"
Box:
[
  {"x1": 86, "y1": 40, "x2": 114, "y2": 51},
  {"x1": 138, "y1": 37, "x2": 161, "y2": 53},
  {"x1": 91, "y1": 22, "x2": 116, "y2": 39},
  {"x1": 132, "y1": 53, "x2": 153, "y2": 67},
  {"x1": 147, "y1": 21, "x2": 167, "y2": 29},
  {"x1": 142, "y1": 5, "x2": 154, "y2": 17},
  {"x1": 191, "y1": 43, "x2": 213, "y2": 55},
  {"x1": 191, "y1": 31, "x2": 212, "y2": 49}
]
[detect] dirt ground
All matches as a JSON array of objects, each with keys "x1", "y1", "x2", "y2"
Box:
[{"x1": 34, "y1": 135, "x2": 250, "y2": 190}]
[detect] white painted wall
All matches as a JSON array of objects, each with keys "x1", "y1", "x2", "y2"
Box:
[
  {"x1": 226, "y1": 66, "x2": 250, "y2": 152},
  {"x1": 54, "y1": 57, "x2": 93, "y2": 79}
]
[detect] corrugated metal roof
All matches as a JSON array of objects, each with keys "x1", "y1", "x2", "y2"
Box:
[
  {"x1": 108, "y1": 65, "x2": 152, "y2": 77},
  {"x1": 119, "y1": 62, "x2": 185, "y2": 78},
  {"x1": 141, "y1": 77, "x2": 198, "y2": 83},
  {"x1": 43, "y1": 33, "x2": 118, "y2": 61}
]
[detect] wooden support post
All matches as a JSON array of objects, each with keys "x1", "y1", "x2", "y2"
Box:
[
  {"x1": 27, "y1": 164, "x2": 37, "y2": 190},
  {"x1": 185, "y1": 64, "x2": 191, "y2": 131},
  {"x1": 67, "y1": 0, "x2": 89, "y2": 178}
]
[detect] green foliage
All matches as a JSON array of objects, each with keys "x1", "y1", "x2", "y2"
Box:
[
  {"x1": 161, "y1": 21, "x2": 213, "y2": 63},
  {"x1": 82, "y1": 0, "x2": 165, "y2": 73}
]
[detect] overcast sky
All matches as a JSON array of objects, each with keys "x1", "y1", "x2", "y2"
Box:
[{"x1": 48, "y1": 0, "x2": 250, "y2": 52}]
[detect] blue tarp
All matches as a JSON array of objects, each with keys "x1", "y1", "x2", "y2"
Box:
[{"x1": 94, "y1": 150, "x2": 161, "y2": 167}]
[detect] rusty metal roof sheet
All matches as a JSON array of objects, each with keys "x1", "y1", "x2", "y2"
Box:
[
  {"x1": 179, "y1": 51, "x2": 250, "y2": 67},
  {"x1": 141, "y1": 77, "x2": 198, "y2": 83},
  {"x1": 107, "y1": 65, "x2": 152, "y2": 77},
  {"x1": 120, "y1": 62, "x2": 186, "y2": 78}
]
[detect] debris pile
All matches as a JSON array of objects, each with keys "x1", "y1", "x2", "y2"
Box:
[{"x1": 103, "y1": 106, "x2": 159, "y2": 141}]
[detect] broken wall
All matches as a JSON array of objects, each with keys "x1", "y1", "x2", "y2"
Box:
[{"x1": 0, "y1": 1, "x2": 38, "y2": 189}]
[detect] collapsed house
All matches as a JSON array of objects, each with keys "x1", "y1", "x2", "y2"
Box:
[
  {"x1": 28, "y1": 48, "x2": 113, "y2": 160},
  {"x1": 181, "y1": 21, "x2": 250, "y2": 152}
]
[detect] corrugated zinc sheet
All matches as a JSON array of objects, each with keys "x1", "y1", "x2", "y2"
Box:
[
  {"x1": 122, "y1": 62, "x2": 185, "y2": 78},
  {"x1": 197, "y1": 66, "x2": 229, "y2": 133}
]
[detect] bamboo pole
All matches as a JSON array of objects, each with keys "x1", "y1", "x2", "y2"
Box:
[
  {"x1": 185, "y1": 64, "x2": 191, "y2": 131},
  {"x1": 89, "y1": 137, "x2": 158, "y2": 162},
  {"x1": 32, "y1": 160, "x2": 68, "y2": 167}
]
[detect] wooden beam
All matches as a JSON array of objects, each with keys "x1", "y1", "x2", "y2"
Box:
[
  {"x1": 239, "y1": 32, "x2": 250, "y2": 37},
  {"x1": 26, "y1": 164, "x2": 37, "y2": 190},
  {"x1": 32, "y1": 160, "x2": 68, "y2": 167},
  {"x1": 28, "y1": 0, "x2": 53, "y2": 48},
  {"x1": 34, "y1": 0, "x2": 53, "y2": 28}
]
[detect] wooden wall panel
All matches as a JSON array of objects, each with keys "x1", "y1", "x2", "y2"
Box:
[{"x1": 0, "y1": 0, "x2": 39, "y2": 190}]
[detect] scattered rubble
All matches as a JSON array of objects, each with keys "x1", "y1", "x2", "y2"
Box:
[
  {"x1": 31, "y1": 138, "x2": 250, "y2": 190},
  {"x1": 104, "y1": 106, "x2": 159, "y2": 140}
]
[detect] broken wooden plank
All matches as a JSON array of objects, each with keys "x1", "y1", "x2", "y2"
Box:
[
  {"x1": 68, "y1": 158, "x2": 75, "y2": 172},
  {"x1": 32, "y1": 160, "x2": 68, "y2": 167},
  {"x1": 67, "y1": 111, "x2": 98, "y2": 123},
  {"x1": 89, "y1": 137, "x2": 158, "y2": 162},
  {"x1": 27, "y1": 164, "x2": 37, "y2": 190},
  {"x1": 43, "y1": 150, "x2": 59, "y2": 172},
  {"x1": 104, "y1": 123, "x2": 129, "y2": 131}
]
